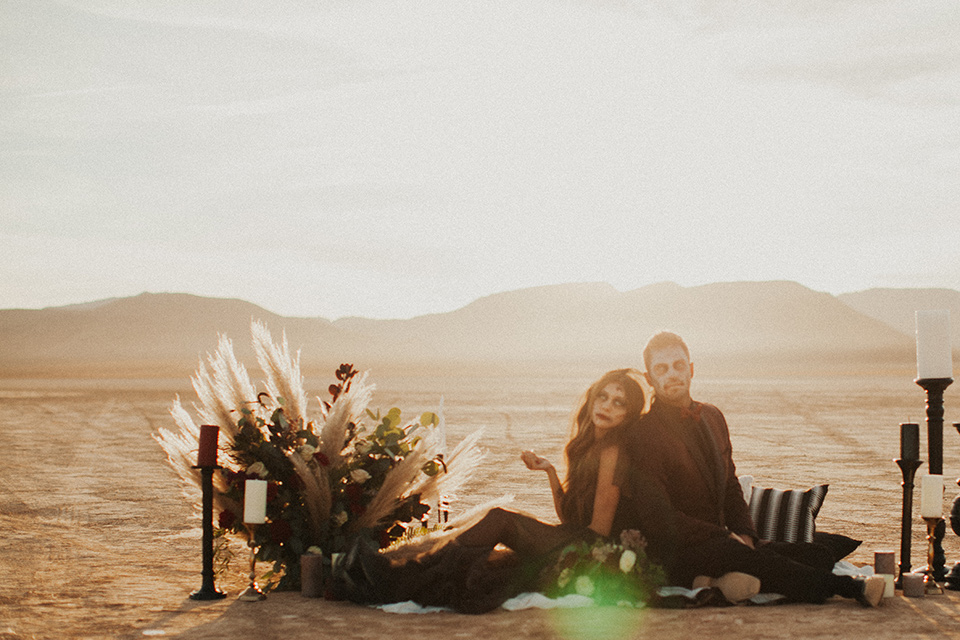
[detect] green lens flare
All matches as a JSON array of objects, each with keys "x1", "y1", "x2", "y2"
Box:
[{"x1": 548, "y1": 604, "x2": 649, "y2": 640}]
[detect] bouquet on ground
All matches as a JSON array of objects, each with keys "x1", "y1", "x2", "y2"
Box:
[
  {"x1": 155, "y1": 321, "x2": 484, "y2": 591},
  {"x1": 541, "y1": 529, "x2": 666, "y2": 606}
]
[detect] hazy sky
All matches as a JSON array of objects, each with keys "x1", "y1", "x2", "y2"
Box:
[{"x1": 3, "y1": 1, "x2": 958, "y2": 319}]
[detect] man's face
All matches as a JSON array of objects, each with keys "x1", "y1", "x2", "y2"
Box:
[{"x1": 644, "y1": 345, "x2": 694, "y2": 408}]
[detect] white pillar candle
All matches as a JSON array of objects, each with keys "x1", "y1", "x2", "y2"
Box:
[
  {"x1": 243, "y1": 479, "x2": 268, "y2": 524},
  {"x1": 916, "y1": 310, "x2": 953, "y2": 379},
  {"x1": 882, "y1": 573, "x2": 895, "y2": 598},
  {"x1": 919, "y1": 474, "x2": 943, "y2": 518}
]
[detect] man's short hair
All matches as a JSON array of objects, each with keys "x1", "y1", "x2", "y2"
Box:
[{"x1": 642, "y1": 331, "x2": 690, "y2": 372}]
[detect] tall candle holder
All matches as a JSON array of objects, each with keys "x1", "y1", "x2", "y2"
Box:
[
  {"x1": 946, "y1": 423, "x2": 960, "y2": 590},
  {"x1": 922, "y1": 516, "x2": 945, "y2": 594},
  {"x1": 189, "y1": 463, "x2": 226, "y2": 600},
  {"x1": 917, "y1": 377, "x2": 952, "y2": 581},
  {"x1": 896, "y1": 457, "x2": 923, "y2": 586},
  {"x1": 916, "y1": 377, "x2": 953, "y2": 476},
  {"x1": 238, "y1": 525, "x2": 266, "y2": 601}
]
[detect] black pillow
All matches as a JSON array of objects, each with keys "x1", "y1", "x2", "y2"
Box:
[{"x1": 812, "y1": 531, "x2": 862, "y2": 563}]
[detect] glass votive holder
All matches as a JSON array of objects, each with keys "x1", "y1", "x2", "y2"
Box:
[
  {"x1": 902, "y1": 572, "x2": 925, "y2": 598},
  {"x1": 873, "y1": 551, "x2": 896, "y2": 576}
]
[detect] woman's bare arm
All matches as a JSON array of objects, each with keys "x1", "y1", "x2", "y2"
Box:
[
  {"x1": 520, "y1": 450, "x2": 566, "y2": 521},
  {"x1": 587, "y1": 446, "x2": 621, "y2": 537}
]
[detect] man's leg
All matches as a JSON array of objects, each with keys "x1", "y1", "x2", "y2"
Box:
[{"x1": 674, "y1": 537, "x2": 860, "y2": 604}]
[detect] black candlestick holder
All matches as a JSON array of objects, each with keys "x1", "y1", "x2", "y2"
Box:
[
  {"x1": 945, "y1": 423, "x2": 960, "y2": 590},
  {"x1": 916, "y1": 378, "x2": 952, "y2": 475},
  {"x1": 190, "y1": 465, "x2": 226, "y2": 601},
  {"x1": 917, "y1": 377, "x2": 952, "y2": 581},
  {"x1": 946, "y1": 478, "x2": 960, "y2": 589},
  {"x1": 896, "y1": 457, "x2": 923, "y2": 586}
]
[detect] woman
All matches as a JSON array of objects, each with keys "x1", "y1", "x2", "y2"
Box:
[{"x1": 334, "y1": 368, "x2": 649, "y2": 612}]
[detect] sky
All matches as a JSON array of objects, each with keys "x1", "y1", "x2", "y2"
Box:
[{"x1": 2, "y1": 0, "x2": 959, "y2": 319}]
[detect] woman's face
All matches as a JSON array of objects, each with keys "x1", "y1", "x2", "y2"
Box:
[{"x1": 592, "y1": 382, "x2": 628, "y2": 432}]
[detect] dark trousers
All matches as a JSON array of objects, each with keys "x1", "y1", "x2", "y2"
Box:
[{"x1": 672, "y1": 537, "x2": 859, "y2": 603}]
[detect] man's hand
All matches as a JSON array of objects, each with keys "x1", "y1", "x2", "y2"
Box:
[
  {"x1": 521, "y1": 450, "x2": 553, "y2": 472},
  {"x1": 729, "y1": 531, "x2": 755, "y2": 549}
]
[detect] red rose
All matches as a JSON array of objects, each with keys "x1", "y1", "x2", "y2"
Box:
[
  {"x1": 267, "y1": 482, "x2": 279, "y2": 504},
  {"x1": 218, "y1": 509, "x2": 236, "y2": 530},
  {"x1": 270, "y1": 518, "x2": 293, "y2": 544},
  {"x1": 314, "y1": 452, "x2": 330, "y2": 467}
]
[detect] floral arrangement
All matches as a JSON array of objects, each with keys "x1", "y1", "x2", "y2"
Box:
[
  {"x1": 155, "y1": 321, "x2": 484, "y2": 591},
  {"x1": 541, "y1": 529, "x2": 666, "y2": 606}
]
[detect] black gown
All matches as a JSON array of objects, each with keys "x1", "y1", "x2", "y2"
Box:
[{"x1": 336, "y1": 435, "x2": 638, "y2": 613}]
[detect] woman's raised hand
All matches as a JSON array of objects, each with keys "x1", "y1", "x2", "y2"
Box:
[{"x1": 520, "y1": 450, "x2": 553, "y2": 471}]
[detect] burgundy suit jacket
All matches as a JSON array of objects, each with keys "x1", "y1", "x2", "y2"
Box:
[{"x1": 624, "y1": 400, "x2": 757, "y2": 555}]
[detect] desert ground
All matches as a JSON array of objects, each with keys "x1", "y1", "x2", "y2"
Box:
[{"x1": 3, "y1": 371, "x2": 960, "y2": 639}]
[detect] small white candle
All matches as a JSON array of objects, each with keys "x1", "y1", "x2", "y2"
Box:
[
  {"x1": 916, "y1": 310, "x2": 953, "y2": 379},
  {"x1": 243, "y1": 479, "x2": 268, "y2": 524},
  {"x1": 919, "y1": 474, "x2": 943, "y2": 518},
  {"x1": 882, "y1": 573, "x2": 895, "y2": 598}
]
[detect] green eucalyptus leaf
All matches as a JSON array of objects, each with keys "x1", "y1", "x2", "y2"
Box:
[
  {"x1": 385, "y1": 407, "x2": 402, "y2": 428},
  {"x1": 420, "y1": 412, "x2": 439, "y2": 427}
]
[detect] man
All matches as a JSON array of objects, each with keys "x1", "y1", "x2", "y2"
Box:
[{"x1": 626, "y1": 331, "x2": 884, "y2": 606}]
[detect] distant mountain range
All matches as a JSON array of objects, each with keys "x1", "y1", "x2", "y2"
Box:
[{"x1": 2, "y1": 281, "x2": 958, "y2": 377}]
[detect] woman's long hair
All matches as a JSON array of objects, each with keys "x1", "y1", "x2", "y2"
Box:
[{"x1": 560, "y1": 368, "x2": 646, "y2": 526}]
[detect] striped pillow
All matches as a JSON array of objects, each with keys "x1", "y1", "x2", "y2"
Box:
[{"x1": 747, "y1": 484, "x2": 828, "y2": 543}]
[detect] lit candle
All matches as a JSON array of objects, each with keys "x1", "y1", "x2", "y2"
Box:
[
  {"x1": 197, "y1": 424, "x2": 220, "y2": 467},
  {"x1": 916, "y1": 310, "x2": 953, "y2": 380},
  {"x1": 919, "y1": 474, "x2": 943, "y2": 518},
  {"x1": 243, "y1": 479, "x2": 268, "y2": 524},
  {"x1": 900, "y1": 422, "x2": 920, "y2": 461}
]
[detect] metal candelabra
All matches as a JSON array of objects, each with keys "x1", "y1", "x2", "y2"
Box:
[
  {"x1": 238, "y1": 525, "x2": 266, "y2": 601},
  {"x1": 923, "y1": 516, "x2": 946, "y2": 594}
]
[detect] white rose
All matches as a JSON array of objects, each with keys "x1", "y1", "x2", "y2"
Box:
[
  {"x1": 247, "y1": 462, "x2": 268, "y2": 478},
  {"x1": 333, "y1": 511, "x2": 349, "y2": 526},
  {"x1": 557, "y1": 568, "x2": 573, "y2": 588},
  {"x1": 298, "y1": 444, "x2": 317, "y2": 459},
  {"x1": 357, "y1": 442, "x2": 374, "y2": 455},
  {"x1": 619, "y1": 549, "x2": 637, "y2": 573},
  {"x1": 350, "y1": 468, "x2": 372, "y2": 484},
  {"x1": 575, "y1": 575, "x2": 594, "y2": 597}
]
